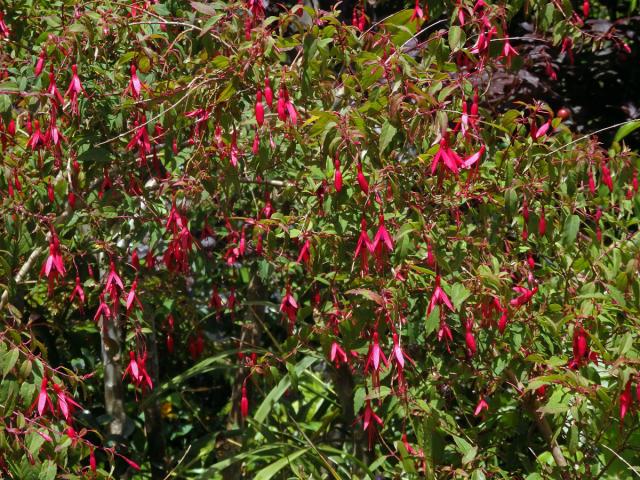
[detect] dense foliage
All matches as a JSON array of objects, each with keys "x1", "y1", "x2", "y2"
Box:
[{"x1": 1, "y1": 0, "x2": 640, "y2": 478}]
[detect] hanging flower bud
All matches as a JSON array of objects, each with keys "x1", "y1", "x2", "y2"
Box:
[
  {"x1": 34, "y1": 49, "x2": 46, "y2": 77},
  {"x1": 240, "y1": 385, "x2": 249, "y2": 417},
  {"x1": 255, "y1": 90, "x2": 264, "y2": 126},
  {"x1": 264, "y1": 77, "x2": 273, "y2": 108},
  {"x1": 334, "y1": 157, "x2": 342, "y2": 192}
]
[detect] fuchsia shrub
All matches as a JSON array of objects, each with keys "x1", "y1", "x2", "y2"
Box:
[{"x1": 0, "y1": 0, "x2": 639, "y2": 478}]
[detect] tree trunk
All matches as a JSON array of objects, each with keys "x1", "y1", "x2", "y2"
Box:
[{"x1": 143, "y1": 315, "x2": 167, "y2": 479}]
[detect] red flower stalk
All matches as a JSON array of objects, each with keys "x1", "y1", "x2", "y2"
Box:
[
  {"x1": 40, "y1": 233, "x2": 66, "y2": 295},
  {"x1": 427, "y1": 275, "x2": 454, "y2": 315},
  {"x1": 65, "y1": 64, "x2": 86, "y2": 116}
]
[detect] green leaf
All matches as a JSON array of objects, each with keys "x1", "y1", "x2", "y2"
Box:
[
  {"x1": 562, "y1": 214, "x2": 580, "y2": 246},
  {"x1": 39, "y1": 460, "x2": 57, "y2": 480},
  {"x1": 379, "y1": 120, "x2": 397, "y2": 153},
  {"x1": 613, "y1": 120, "x2": 640, "y2": 144},
  {"x1": 448, "y1": 26, "x2": 466, "y2": 51},
  {"x1": 2, "y1": 348, "x2": 19, "y2": 377},
  {"x1": 254, "y1": 448, "x2": 310, "y2": 480},
  {"x1": 254, "y1": 356, "x2": 317, "y2": 423}
]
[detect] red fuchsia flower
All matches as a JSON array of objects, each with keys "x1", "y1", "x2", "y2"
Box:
[
  {"x1": 502, "y1": 37, "x2": 518, "y2": 66},
  {"x1": 582, "y1": 0, "x2": 590, "y2": 17},
  {"x1": 372, "y1": 214, "x2": 394, "y2": 268},
  {"x1": 65, "y1": 64, "x2": 86, "y2": 116},
  {"x1": 330, "y1": 341, "x2": 349, "y2": 367},
  {"x1": 462, "y1": 144, "x2": 486, "y2": 169},
  {"x1": 240, "y1": 384, "x2": 249, "y2": 417},
  {"x1": 356, "y1": 162, "x2": 369, "y2": 194},
  {"x1": 125, "y1": 278, "x2": 143, "y2": 313},
  {"x1": 188, "y1": 332, "x2": 205, "y2": 360},
  {"x1": 510, "y1": 285, "x2": 537, "y2": 308},
  {"x1": 297, "y1": 238, "x2": 311, "y2": 265},
  {"x1": 427, "y1": 275, "x2": 454, "y2": 315},
  {"x1": 185, "y1": 108, "x2": 210, "y2": 142},
  {"x1": 410, "y1": 0, "x2": 425, "y2": 23},
  {"x1": 247, "y1": 0, "x2": 265, "y2": 20},
  {"x1": 280, "y1": 289, "x2": 298, "y2": 331},
  {"x1": 465, "y1": 319, "x2": 477, "y2": 357},
  {"x1": 105, "y1": 260, "x2": 124, "y2": 304},
  {"x1": 230, "y1": 129, "x2": 241, "y2": 167},
  {"x1": 334, "y1": 157, "x2": 343, "y2": 192},
  {"x1": 264, "y1": 77, "x2": 273, "y2": 107},
  {"x1": 437, "y1": 320, "x2": 453, "y2": 351},
  {"x1": 474, "y1": 396, "x2": 489, "y2": 416},
  {"x1": 27, "y1": 119, "x2": 46, "y2": 151},
  {"x1": 354, "y1": 218, "x2": 373, "y2": 274},
  {"x1": 70, "y1": 275, "x2": 85, "y2": 311},
  {"x1": 255, "y1": 90, "x2": 264, "y2": 126},
  {"x1": 530, "y1": 116, "x2": 552, "y2": 141},
  {"x1": 360, "y1": 400, "x2": 383, "y2": 449},
  {"x1": 123, "y1": 351, "x2": 141, "y2": 385},
  {"x1": 89, "y1": 447, "x2": 97, "y2": 473},
  {"x1": 47, "y1": 181, "x2": 55, "y2": 203},
  {"x1": 364, "y1": 331, "x2": 388, "y2": 390},
  {"x1": 94, "y1": 293, "x2": 112, "y2": 323},
  {"x1": 0, "y1": 11, "x2": 10, "y2": 38},
  {"x1": 538, "y1": 206, "x2": 546, "y2": 236},
  {"x1": 276, "y1": 85, "x2": 297, "y2": 125},
  {"x1": 588, "y1": 168, "x2": 596, "y2": 194},
  {"x1": 33, "y1": 48, "x2": 47, "y2": 78},
  {"x1": 561, "y1": 38, "x2": 575, "y2": 65},
  {"x1": 52, "y1": 383, "x2": 81, "y2": 423},
  {"x1": 431, "y1": 134, "x2": 462, "y2": 175},
  {"x1": 127, "y1": 64, "x2": 144, "y2": 99},
  {"x1": 498, "y1": 311, "x2": 509, "y2": 334},
  {"x1": 32, "y1": 376, "x2": 54, "y2": 417},
  {"x1": 620, "y1": 381, "x2": 633, "y2": 422},
  {"x1": 209, "y1": 287, "x2": 223, "y2": 311},
  {"x1": 601, "y1": 162, "x2": 613, "y2": 192},
  {"x1": 40, "y1": 233, "x2": 66, "y2": 295},
  {"x1": 126, "y1": 116, "x2": 152, "y2": 164},
  {"x1": 46, "y1": 68, "x2": 65, "y2": 108}
]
